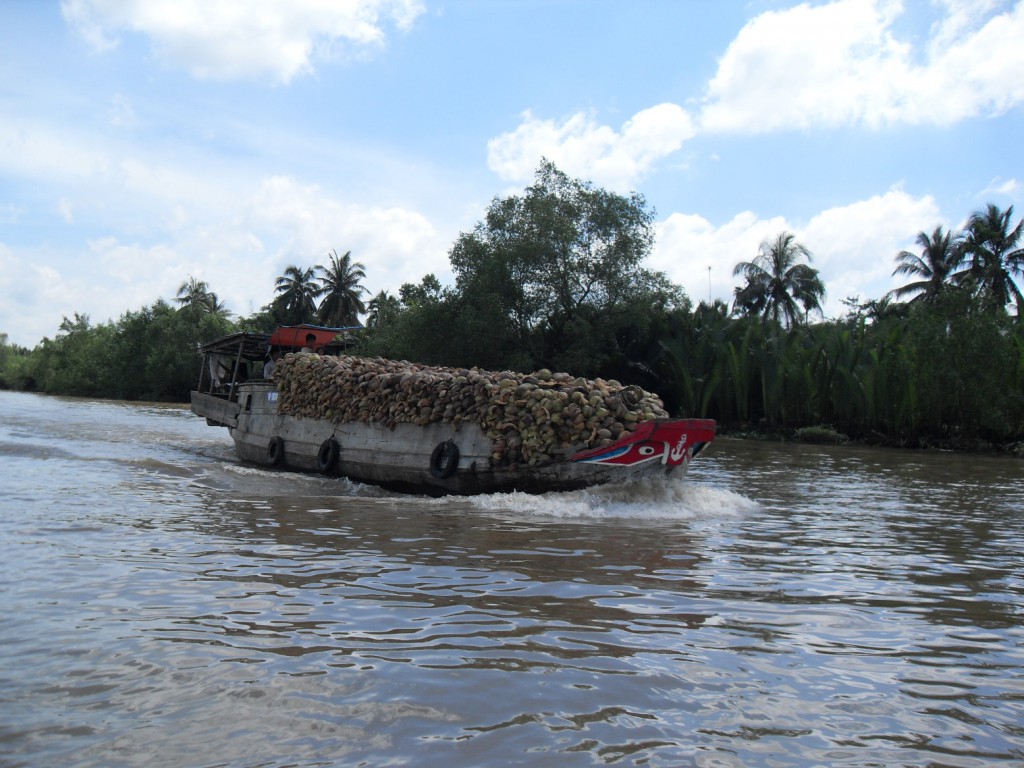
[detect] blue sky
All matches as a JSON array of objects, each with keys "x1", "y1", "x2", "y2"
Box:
[{"x1": 2, "y1": 0, "x2": 1022, "y2": 347}]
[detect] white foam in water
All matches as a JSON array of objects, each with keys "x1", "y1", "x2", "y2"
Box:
[
  {"x1": 214, "y1": 460, "x2": 756, "y2": 516},
  {"x1": 465, "y1": 476, "x2": 758, "y2": 520}
]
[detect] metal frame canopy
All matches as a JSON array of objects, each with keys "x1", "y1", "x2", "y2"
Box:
[{"x1": 198, "y1": 331, "x2": 271, "y2": 361}]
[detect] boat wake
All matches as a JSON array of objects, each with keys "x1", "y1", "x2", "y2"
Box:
[
  {"x1": 449, "y1": 476, "x2": 757, "y2": 521},
  {"x1": 196, "y1": 455, "x2": 754, "y2": 520}
]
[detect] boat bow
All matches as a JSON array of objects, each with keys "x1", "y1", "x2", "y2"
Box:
[{"x1": 570, "y1": 418, "x2": 715, "y2": 467}]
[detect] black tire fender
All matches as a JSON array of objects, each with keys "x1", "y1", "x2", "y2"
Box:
[
  {"x1": 267, "y1": 436, "x2": 285, "y2": 466},
  {"x1": 317, "y1": 438, "x2": 339, "y2": 474},
  {"x1": 429, "y1": 440, "x2": 460, "y2": 479}
]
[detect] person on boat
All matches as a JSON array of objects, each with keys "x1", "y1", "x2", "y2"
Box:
[
  {"x1": 209, "y1": 353, "x2": 233, "y2": 393},
  {"x1": 301, "y1": 333, "x2": 318, "y2": 353},
  {"x1": 263, "y1": 351, "x2": 276, "y2": 379}
]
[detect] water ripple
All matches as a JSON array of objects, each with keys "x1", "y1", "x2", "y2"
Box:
[{"x1": 2, "y1": 392, "x2": 1023, "y2": 767}]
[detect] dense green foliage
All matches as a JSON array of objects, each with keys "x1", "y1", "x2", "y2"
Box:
[
  {"x1": 656, "y1": 294, "x2": 1023, "y2": 446},
  {"x1": 0, "y1": 303, "x2": 233, "y2": 401},
  {"x1": 2, "y1": 163, "x2": 1022, "y2": 448}
]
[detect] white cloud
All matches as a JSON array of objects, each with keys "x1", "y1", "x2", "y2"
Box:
[
  {"x1": 929, "y1": 1, "x2": 1024, "y2": 120},
  {"x1": 980, "y1": 177, "x2": 1020, "y2": 197},
  {"x1": 0, "y1": 243, "x2": 97, "y2": 346},
  {"x1": 700, "y1": 0, "x2": 1024, "y2": 133},
  {"x1": 653, "y1": 210, "x2": 789, "y2": 306},
  {"x1": 0, "y1": 117, "x2": 112, "y2": 184},
  {"x1": 241, "y1": 176, "x2": 447, "y2": 293},
  {"x1": 653, "y1": 187, "x2": 941, "y2": 317},
  {"x1": 61, "y1": 0, "x2": 426, "y2": 83},
  {"x1": 0, "y1": 174, "x2": 448, "y2": 346},
  {"x1": 929, "y1": 0, "x2": 1005, "y2": 49},
  {"x1": 91, "y1": 236, "x2": 184, "y2": 285},
  {"x1": 0, "y1": 116, "x2": 233, "y2": 225},
  {"x1": 0, "y1": 89, "x2": 452, "y2": 344},
  {"x1": 487, "y1": 104, "x2": 696, "y2": 191},
  {"x1": 803, "y1": 188, "x2": 941, "y2": 309},
  {"x1": 0, "y1": 235, "x2": 238, "y2": 347}
]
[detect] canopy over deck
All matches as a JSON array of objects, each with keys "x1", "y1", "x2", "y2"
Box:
[
  {"x1": 197, "y1": 324, "x2": 361, "y2": 361},
  {"x1": 197, "y1": 331, "x2": 270, "y2": 361}
]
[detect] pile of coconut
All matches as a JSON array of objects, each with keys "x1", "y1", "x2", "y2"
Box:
[{"x1": 275, "y1": 352, "x2": 669, "y2": 466}]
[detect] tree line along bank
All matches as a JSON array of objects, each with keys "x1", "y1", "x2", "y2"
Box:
[{"x1": 2, "y1": 161, "x2": 1022, "y2": 451}]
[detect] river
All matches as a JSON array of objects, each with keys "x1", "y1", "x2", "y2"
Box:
[{"x1": 0, "y1": 390, "x2": 1021, "y2": 768}]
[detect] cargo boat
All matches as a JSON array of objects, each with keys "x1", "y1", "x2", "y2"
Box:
[{"x1": 190, "y1": 325, "x2": 715, "y2": 496}]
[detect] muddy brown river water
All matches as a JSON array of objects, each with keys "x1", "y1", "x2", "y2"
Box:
[{"x1": 1, "y1": 390, "x2": 1022, "y2": 767}]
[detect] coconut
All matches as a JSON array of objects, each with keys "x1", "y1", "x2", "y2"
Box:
[{"x1": 273, "y1": 351, "x2": 668, "y2": 468}]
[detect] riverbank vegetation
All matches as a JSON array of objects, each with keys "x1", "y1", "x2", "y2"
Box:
[{"x1": 2, "y1": 161, "x2": 1022, "y2": 451}]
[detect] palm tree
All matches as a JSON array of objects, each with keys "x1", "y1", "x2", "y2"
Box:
[
  {"x1": 889, "y1": 226, "x2": 964, "y2": 304},
  {"x1": 958, "y1": 203, "x2": 1024, "y2": 312},
  {"x1": 732, "y1": 232, "x2": 825, "y2": 327},
  {"x1": 366, "y1": 290, "x2": 401, "y2": 330},
  {"x1": 273, "y1": 264, "x2": 322, "y2": 325},
  {"x1": 317, "y1": 250, "x2": 367, "y2": 327},
  {"x1": 175, "y1": 276, "x2": 229, "y2": 315}
]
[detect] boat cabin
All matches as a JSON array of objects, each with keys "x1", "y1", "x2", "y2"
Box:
[{"x1": 193, "y1": 324, "x2": 358, "y2": 409}]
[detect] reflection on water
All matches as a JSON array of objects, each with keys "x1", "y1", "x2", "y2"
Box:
[{"x1": 0, "y1": 391, "x2": 1022, "y2": 767}]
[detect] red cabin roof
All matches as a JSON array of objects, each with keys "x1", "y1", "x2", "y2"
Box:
[{"x1": 268, "y1": 324, "x2": 359, "y2": 352}]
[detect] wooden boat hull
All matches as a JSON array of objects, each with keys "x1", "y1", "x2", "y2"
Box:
[{"x1": 193, "y1": 383, "x2": 715, "y2": 496}]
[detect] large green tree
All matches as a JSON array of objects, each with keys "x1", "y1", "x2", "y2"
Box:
[
  {"x1": 445, "y1": 159, "x2": 685, "y2": 373},
  {"x1": 317, "y1": 249, "x2": 367, "y2": 327},
  {"x1": 889, "y1": 226, "x2": 963, "y2": 304},
  {"x1": 959, "y1": 203, "x2": 1024, "y2": 312},
  {"x1": 732, "y1": 232, "x2": 825, "y2": 327},
  {"x1": 356, "y1": 276, "x2": 450, "y2": 363}
]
